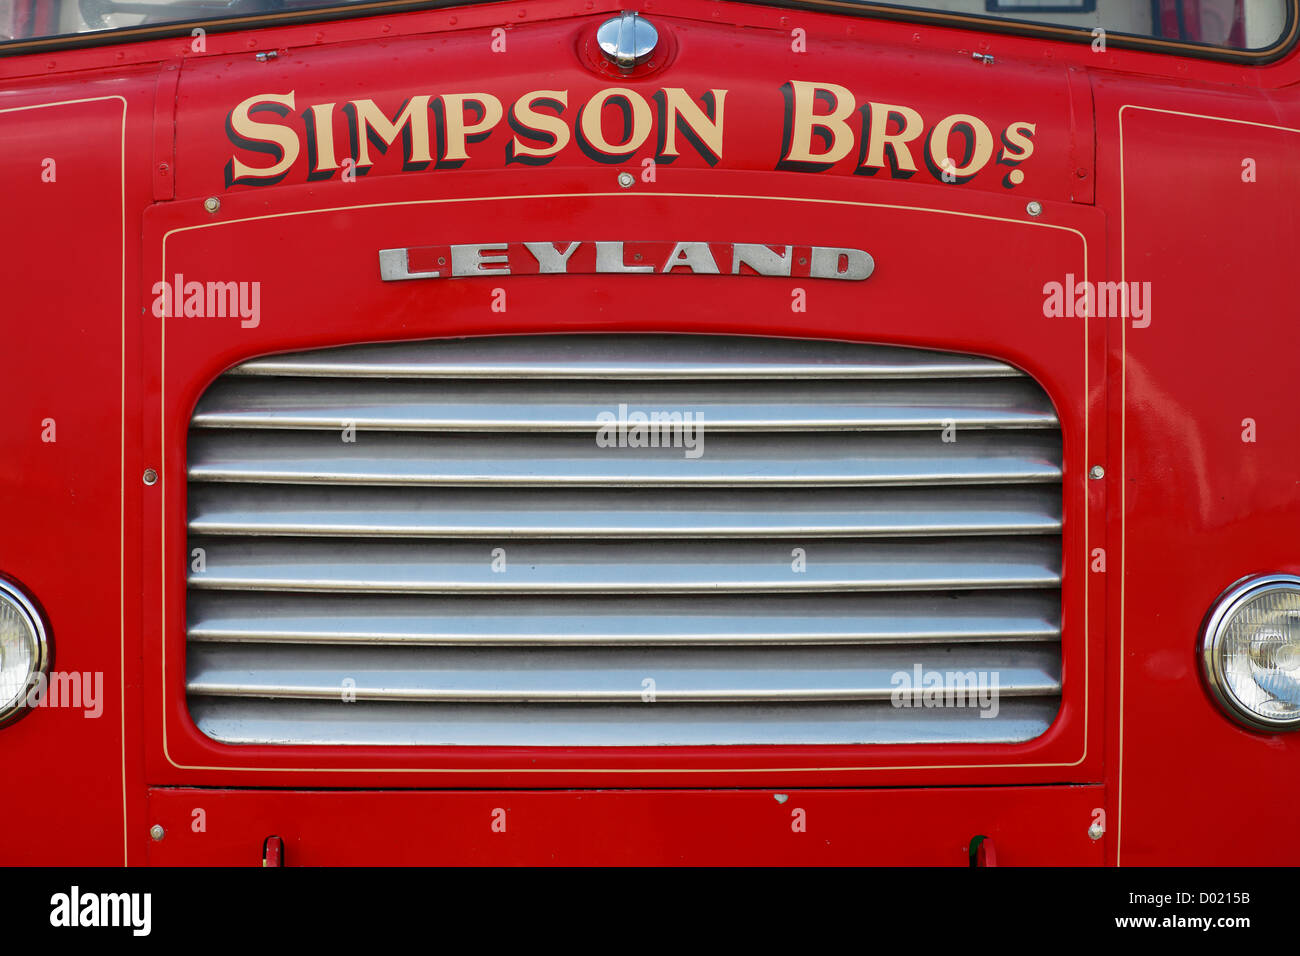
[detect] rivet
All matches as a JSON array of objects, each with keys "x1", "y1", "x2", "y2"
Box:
[
  {"x1": 1088, "y1": 822, "x2": 1104, "y2": 840},
  {"x1": 617, "y1": 171, "x2": 635, "y2": 189},
  {"x1": 1026, "y1": 200, "x2": 1043, "y2": 217},
  {"x1": 143, "y1": 468, "x2": 159, "y2": 486},
  {"x1": 1089, "y1": 465, "x2": 1105, "y2": 480},
  {"x1": 203, "y1": 196, "x2": 221, "y2": 214},
  {"x1": 150, "y1": 824, "x2": 165, "y2": 842}
]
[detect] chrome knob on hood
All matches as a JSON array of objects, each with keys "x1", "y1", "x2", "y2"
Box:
[{"x1": 596, "y1": 11, "x2": 659, "y2": 72}]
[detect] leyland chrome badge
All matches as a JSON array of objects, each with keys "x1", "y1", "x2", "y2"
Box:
[{"x1": 378, "y1": 242, "x2": 875, "y2": 281}]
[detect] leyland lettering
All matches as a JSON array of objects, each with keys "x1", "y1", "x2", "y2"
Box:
[
  {"x1": 377, "y1": 242, "x2": 875, "y2": 281},
  {"x1": 223, "y1": 83, "x2": 1035, "y2": 189}
]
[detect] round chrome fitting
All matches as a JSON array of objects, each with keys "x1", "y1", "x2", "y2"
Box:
[
  {"x1": 0, "y1": 578, "x2": 51, "y2": 728},
  {"x1": 1201, "y1": 574, "x2": 1300, "y2": 732},
  {"x1": 596, "y1": 11, "x2": 658, "y2": 72}
]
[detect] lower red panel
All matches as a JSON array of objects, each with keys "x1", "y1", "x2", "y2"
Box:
[{"x1": 147, "y1": 785, "x2": 1106, "y2": 865}]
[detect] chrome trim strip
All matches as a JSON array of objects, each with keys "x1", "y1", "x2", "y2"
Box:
[
  {"x1": 229, "y1": 336, "x2": 1022, "y2": 380},
  {"x1": 191, "y1": 377, "x2": 1058, "y2": 432},
  {"x1": 188, "y1": 429, "x2": 1063, "y2": 487},
  {"x1": 186, "y1": 590, "x2": 1062, "y2": 646},
  {"x1": 186, "y1": 642, "x2": 1061, "y2": 702},
  {"x1": 187, "y1": 485, "x2": 1062, "y2": 538},
  {"x1": 186, "y1": 535, "x2": 1062, "y2": 594},
  {"x1": 189, "y1": 697, "x2": 1062, "y2": 747}
]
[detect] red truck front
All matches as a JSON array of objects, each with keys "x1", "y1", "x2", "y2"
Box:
[{"x1": 1, "y1": 0, "x2": 1297, "y2": 867}]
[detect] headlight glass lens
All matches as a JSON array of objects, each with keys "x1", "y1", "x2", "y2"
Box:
[
  {"x1": 1204, "y1": 577, "x2": 1300, "y2": 730},
  {"x1": 0, "y1": 583, "x2": 45, "y2": 723}
]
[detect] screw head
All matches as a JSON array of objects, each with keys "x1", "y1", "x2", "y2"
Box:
[
  {"x1": 1026, "y1": 200, "x2": 1043, "y2": 217},
  {"x1": 1089, "y1": 465, "x2": 1105, "y2": 480},
  {"x1": 1088, "y1": 822, "x2": 1104, "y2": 840},
  {"x1": 617, "y1": 171, "x2": 635, "y2": 189},
  {"x1": 143, "y1": 468, "x2": 159, "y2": 486},
  {"x1": 203, "y1": 196, "x2": 221, "y2": 214},
  {"x1": 150, "y1": 824, "x2": 165, "y2": 842}
]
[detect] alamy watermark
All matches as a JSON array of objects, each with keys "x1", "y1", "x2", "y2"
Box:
[
  {"x1": 50, "y1": 886, "x2": 150, "y2": 936},
  {"x1": 151, "y1": 273, "x2": 261, "y2": 327},
  {"x1": 19, "y1": 671, "x2": 103, "y2": 718},
  {"x1": 890, "y1": 664, "x2": 1000, "y2": 718},
  {"x1": 595, "y1": 403, "x2": 705, "y2": 459},
  {"x1": 1043, "y1": 272, "x2": 1152, "y2": 327}
]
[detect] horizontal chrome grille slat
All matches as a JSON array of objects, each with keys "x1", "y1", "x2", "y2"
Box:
[
  {"x1": 230, "y1": 335, "x2": 1024, "y2": 380},
  {"x1": 187, "y1": 591, "x2": 1062, "y2": 646},
  {"x1": 187, "y1": 536, "x2": 1061, "y2": 594},
  {"x1": 189, "y1": 698, "x2": 1061, "y2": 746},
  {"x1": 187, "y1": 643, "x2": 1061, "y2": 702},
  {"x1": 188, "y1": 485, "x2": 1061, "y2": 538},
  {"x1": 185, "y1": 334, "x2": 1064, "y2": 747},
  {"x1": 188, "y1": 430, "x2": 1063, "y2": 487},
  {"x1": 191, "y1": 377, "x2": 1058, "y2": 431}
]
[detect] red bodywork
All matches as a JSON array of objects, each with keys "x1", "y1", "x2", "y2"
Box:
[{"x1": 0, "y1": 0, "x2": 1296, "y2": 865}]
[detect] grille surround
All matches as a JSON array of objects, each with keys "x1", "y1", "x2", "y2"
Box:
[{"x1": 184, "y1": 334, "x2": 1064, "y2": 747}]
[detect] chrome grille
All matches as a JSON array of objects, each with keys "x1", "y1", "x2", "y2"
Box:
[{"x1": 185, "y1": 335, "x2": 1063, "y2": 746}]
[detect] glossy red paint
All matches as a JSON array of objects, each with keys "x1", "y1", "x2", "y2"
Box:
[
  {"x1": 146, "y1": 785, "x2": 1105, "y2": 865},
  {"x1": 141, "y1": 174, "x2": 1104, "y2": 793},
  {"x1": 0, "y1": 0, "x2": 1296, "y2": 866}
]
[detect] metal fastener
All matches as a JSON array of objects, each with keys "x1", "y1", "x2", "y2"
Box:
[
  {"x1": 1088, "y1": 822, "x2": 1104, "y2": 840},
  {"x1": 1026, "y1": 200, "x2": 1043, "y2": 217},
  {"x1": 972, "y1": 52, "x2": 994, "y2": 65},
  {"x1": 150, "y1": 824, "x2": 165, "y2": 842},
  {"x1": 143, "y1": 468, "x2": 159, "y2": 486},
  {"x1": 203, "y1": 196, "x2": 221, "y2": 214},
  {"x1": 1089, "y1": 465, "x2": 1105, "y2": 480},
  {"x1": 617, "y1": 171, "x2": 635, "y2": 189},
  {"x1": 255, "y1": 50, "x2": 279, "y2": 62}
]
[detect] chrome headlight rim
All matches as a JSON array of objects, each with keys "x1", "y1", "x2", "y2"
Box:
[
  {"x1": 1200, "y1": 572, "x2": 1300, "y2": 733},
  {"x1": 0, "y1": 576, "x2": 51, "y2": 729}
]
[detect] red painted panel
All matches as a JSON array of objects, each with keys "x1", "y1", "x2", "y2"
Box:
[
  {"x1": 146, "y1": 785, "x2": 1107, "y2": 865},
  {"x1": 1090, "y1": 80, "x2": 1300, "y2": 865},
  {"x1": 139, "y1": 169, "x2": 1105, "y2": 790},
  {"x1": 0, "y1": 81, "x2": 155, "y2": 865},
  {"x1": 0, "y1": 0, "x2": 1297, "y2": 865},
  {"x1": 171, "y1": 12, "x2": 1085, "y2": 203}
]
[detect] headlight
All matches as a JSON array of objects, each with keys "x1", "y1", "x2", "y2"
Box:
[
  {"x1": 1201, "y1": 574, "x2": 1300, "y2": 732},
  {"x1": 0, "y1": 578, "x2": 50, "y2": 727}
]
